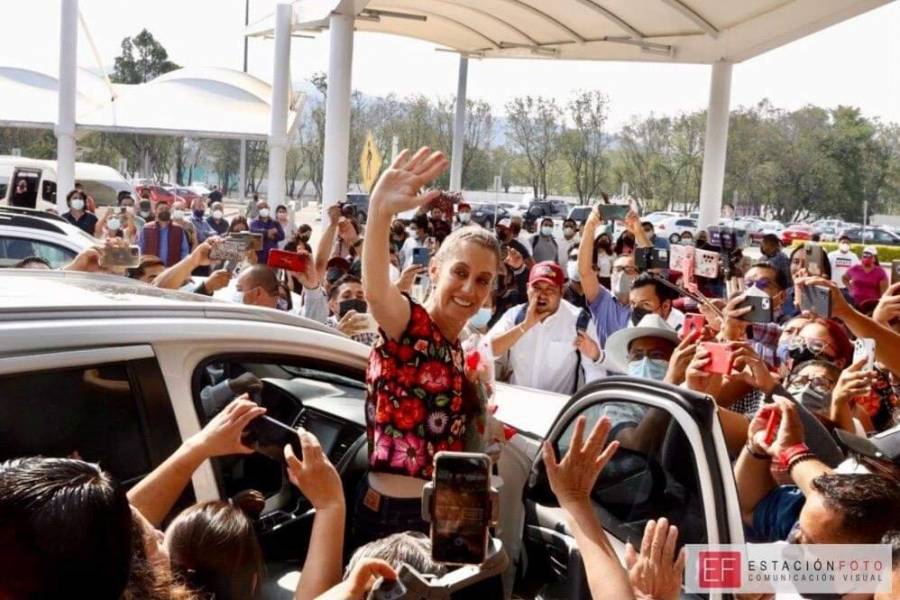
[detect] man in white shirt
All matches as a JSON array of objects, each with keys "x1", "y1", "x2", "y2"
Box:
[
  {"x1": 828, "y1": 235, "x2": 860, "y2": 289},
  {"x1": 487, "y1": 261, "x2": 605, "y2": 394},
  {"x1": 557, "y1": 218, "x2": 581, "y2": 271},
  {"x1": 399, "y1": 214, "x2": 430, "y2": 269}
]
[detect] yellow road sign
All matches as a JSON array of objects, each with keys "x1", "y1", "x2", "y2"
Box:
[{"x1": 360, "y1": 132, "x2": 383, "y2": 193}]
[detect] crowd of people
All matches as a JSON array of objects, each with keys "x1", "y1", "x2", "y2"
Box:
[{"x1": 4, "y1": 147, "x2": 900, "y2": 599}]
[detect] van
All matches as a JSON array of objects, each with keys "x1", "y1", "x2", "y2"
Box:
[{"x1": 0, "y1": 155, "x2": 133, "y2": 211}]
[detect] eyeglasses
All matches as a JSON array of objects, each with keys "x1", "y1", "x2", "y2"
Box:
[
  {"x1": 788, "y1": 336, "x2": 838, "y2": 360},
  {"x1": 743, "y1": 277, "x2": 774, "y2": 290},
  {"x1": 788, "y1": 374, "x2": 836, "y2": 396},
  {"x1": 627, "y1": 349, "x2": 670, "y2": 362}
]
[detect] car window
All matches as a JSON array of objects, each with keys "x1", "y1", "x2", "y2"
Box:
[
  {"x1": 0, "y1": 362, "x2": 153, "y2": 484},
  {"x1": 557, "y1": 399, "x2": 707, "y2": 548},
  {"x1": 0, "y1": 236, "x2": 77, "y2": 267}
]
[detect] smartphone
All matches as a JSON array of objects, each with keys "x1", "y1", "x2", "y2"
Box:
[
  {"x1": 739, "y1": 288, "x2": 774, "y2": 323},
  {"x1": 799, "y1": 285, "x2": 833, "y2": 318},
  {"x1": 412, "y1": 247, "x2": 430, "y2": 267},
  {"x1": 241, "y1": 415, "x2": 301, "y2": 463},
  {"x1": 576, "y1": 309, "x2": 591, "y2": 334},
  {"x1": 232, "y1": 231, "x2": 263, "y2": 252},
  {"x1": 762, "y1": 405, "x2": 780, "y2": 446},
  {"x1": 891, "y1": 260, "x2": 900, "y2": 286},
  {"x1": 338, "y1": 298, "x2": 368, "y2": 318},
  {"x1": 682, "y1": 314, "x2": 706, "y2": 340},
  {"x1": 804, "y1": 243, "x2": 826, "y2": 277},
  {"x1": 267, "y1": 249, "x2": 307, "y2": 272},
  {"x1": 99, "y1": 244, "x2": 141, "y2": 268},
  {"x1": 210, "y1": 236, "x2": 252, "y2": 262},
  {"x1": 594, "y1": 203, "x2": 630, "y2": 221},
  {"x1": 634, "y1": 247, "x2": 669, "y2": 270},
  {"x1": 431, "y1": 452, "x2": 491, "y2": 565},
  {"x1": 701, "y1": 342, "x2": 734, "y2": 375},
  {"x1": 853, "y1": 338, "x2": 875, "y2": 371}
]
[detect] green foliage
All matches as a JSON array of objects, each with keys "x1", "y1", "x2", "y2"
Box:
[
  {"x1": 111, "y1": 29, "x2": 179, "y2": 84},
  {"x1": 791, "y1": 241, "x2": 900, "y2": 263}
]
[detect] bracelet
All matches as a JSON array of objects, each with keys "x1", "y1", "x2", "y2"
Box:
[
  {"x1": 787, "y1": 452, "x2": 816, "y2": 473},
  {"x1": 517, "y1": 323, "x2": 529, "y2": 336},
  {"x1": 777, "y1": 442, "x2": 811, "y2": 470},
  {"x1": 745, "y1": 442, "x2": 769, "y2": 460}
]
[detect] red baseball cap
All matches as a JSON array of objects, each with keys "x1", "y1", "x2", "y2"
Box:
[{"x1": 528, "y1": 261, "x2": 565, "y2": 288}]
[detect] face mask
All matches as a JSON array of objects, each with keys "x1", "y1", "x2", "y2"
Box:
[
  {"x1": 70, "y1": 199, "x2": 85, "y2": 211},
  {"x1": 172, "y1": 209, "x2": 185, "y2": 221},
  {"x1": 612, "y1": 273, "x2": 635, "y2": 300},
  {"x1": 107, "y1": 217, "x2": 121, "y2": 231},
  {"x1": 276, "y1": 297, "x2": 289, "y2": 311},
  {"x1": 627, "y1": 357, "x2": 669, "y2": 381},
  {"x1": 140, "y1": 210, "x2": 151, "y2": 218},
  {"x1": 839, "y1": 242, "x2": 850, "y2": 253},
  {"x1": 458, "y1": 212, "x2": 471, "y2": 223},
  {"x1": 259, "y1": 209, "x2": 270, "y2": 219},
  {"x1": 231, "y1": 288, "x2": 247, "y2": 305},
  {"x1": 788, "y1": 346, "x2": 819, "y2": 368},
  {"x1": 563, "y1": 227, "x2": 575, "y2": 238},
  {"x1": 541, "y1": 226, "x2": 553, "y2": 236},
  {"x1": 469, "y1": 307, "x2": 492, "y2": 329},
  {"x1": 193, "y1": 209, "x2": 205, "y2": 219},
  {"x1": 787, "y1": 383, "x2": 829, "y2": 413},
  {"x1": 213, "y1": 210, "x2": 223, "y2": 220},
  {"x1": 681, "y1": 238, "x2": 694, "y2": 246},
  {"x1": 776, "y1": 341, "x2": 791, "y2": 366},
  {"x1": 566, "y1": 262, "x2": 581, "y2": 282},
  {"x1": 862, "y1": 256, "x2": 874, "y2": 267},
  {"x1": 630, "y1": 306, "x2": 651, "y2": 327},
  {"x1": 157, "y1": 210, "x2": 171, "y2": 222}
]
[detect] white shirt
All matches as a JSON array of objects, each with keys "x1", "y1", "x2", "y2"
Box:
[
  {"x1": 828, "y1": 249, "x2": 859, "y2": 288},
  {"x1": 487, "y1": 299, "x2": 606, "y2": 394},
  {"x1": 516, "y1": 231, "x2": 533, "y2": 254},
  {"x1": 294, "y1": 286, "x2": 329, "y2": 324},
  {"x1": 400, "y1": 236, "x2": 427, "y2": 269},
  {"x1": 557, "y1": 234, "x2": 581, "y2": 271}
]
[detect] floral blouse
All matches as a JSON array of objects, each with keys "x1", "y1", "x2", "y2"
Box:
[{"x1": 365, "y1": 298, "x2": 480, "y2": 480}]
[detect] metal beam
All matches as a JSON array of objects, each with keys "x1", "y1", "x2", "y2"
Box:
[
  {"x1": 657, "y1": 0, "x2": 719, "y2": 38},
  {"x1": 427, "y1": 0, "x2": 540, "y2": 45},
  {"x1": 494, "y1": 0, "x2": 586, "y2": 43},
  {"x1": 573, "y1": 0, "x2": 645, "y2": 39},
  {"x1": 374, "y1": 5, "x2": 503, "y2": 49}
]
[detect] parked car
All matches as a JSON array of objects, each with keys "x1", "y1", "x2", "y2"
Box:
[
  {"x1": 748, "y1": 220, "x2": 784, "y2": 245},
  {"x1": 654, "y1": 216, "x2": 697, "y2": 243},
  {"x1": 781, "y1": 223, "x2": 814, "y2": 245},
  {"x1": 135, "y1": 184, "x2": 181, "y2": 209},
  {"x1": 342, "y1": 192, "x2": 370, "y2": 223},
  {"x1": 526, "y1": 199, "x2": 569, "y2": 221},
  {"x1": 838, "y1": 227, "x2": 900, "y2": 246},
  {"x1": 643, "y1": 211, "x2": 679, "y2": 225},
  {"x1": 566, "y1": 205, "x2": 593, "y2": 226},
  {"x1": 172, "y1": 186, "x2": 204, "y2": 205},
  {"x1": 471, "y1": 203, "x2": 510, "y2": 228},
  {"x1": 0, "y1": 206, "x2": 94, "y2": 267},
  {"x1": 0, "y1": 155, "x2": 133, "y2": 211}
]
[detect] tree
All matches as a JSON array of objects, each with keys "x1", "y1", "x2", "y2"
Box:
[
  {"x1": 560, "y1": 90, "x2": 609, "y2": 204},
  {"x1": 505, "y1": 96, "x2": 561, "y2": 199}
]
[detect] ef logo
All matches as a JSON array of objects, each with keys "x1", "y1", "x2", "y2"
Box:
[{"x1": 698, "y1": 550, "x2": 742, "y2": 588}]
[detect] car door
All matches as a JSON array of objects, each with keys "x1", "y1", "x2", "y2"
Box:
[{"x1": 520, "y1": 377, "x2": 742, "y2": 600}]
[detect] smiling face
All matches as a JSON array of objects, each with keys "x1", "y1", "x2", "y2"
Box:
[{"x1": 427, "y1": 240, "x2": 497, "y2": 331}]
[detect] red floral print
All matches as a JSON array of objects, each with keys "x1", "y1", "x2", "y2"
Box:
[
  {"x1": 417, "y1": 360, "x2": 451, "y2": 394},
  {"x1": 393, "y1": 398, "x2": 427, "y2": 430}
]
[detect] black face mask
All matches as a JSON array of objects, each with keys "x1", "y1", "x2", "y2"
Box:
[
  {"x1": 788, "y1": 347, "x2": 822, "y2": 369},
  {"x1": 631, "y1": 306, "x2": 651, "y2": 327}
]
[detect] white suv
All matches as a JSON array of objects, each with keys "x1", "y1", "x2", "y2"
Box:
[{"x1": 0, "y1": 206, "x2": 94, "y2": 267}]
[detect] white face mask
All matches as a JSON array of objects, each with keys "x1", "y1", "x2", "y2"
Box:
[
  {"x1": 213, "y1": 210, "x2": 223, "y2": 220},
  {"x1": 839, "y1": 242, "x2": 850, "y2": 252},
  {"x1": 566, "y1": 261, "x2": 580, "y2": 282},
  {"x1": 172, "y1": 209, "x2": 185, "y2": 221},
  {"x1": 541, "y1": 226, "x2": 554, "y2": 237},
  {"x1": 563, "y1": 227, "x2": 575, "y2": 238},
  {"x1": 231, "y1": 288, "x2": 246, "y2": 305},
  {"x1": 70, "y1": 199, "x2": 85, "y2": 211},
  {"x1": 140, "y1": 210, "x2": 151, "y2": 217},
  {"x1": 259, "y1": 209, "x2": 270, "y2": 219},
  {"x1": 458, "y1": 212, "x2": 471, "y2": 223},
  {"x1": 107, "y1": 217, "x2": 121, "y2": 231}
]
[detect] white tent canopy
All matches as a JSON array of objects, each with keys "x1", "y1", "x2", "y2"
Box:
[{"x1": 0, "y1": 65, "x2": 301, "y2": 141}]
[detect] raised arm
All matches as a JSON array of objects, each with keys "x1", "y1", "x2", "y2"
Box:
[
  {"x1": 128, "y1": 397, "x2": 264, "y2": 526},
  {"x1": 488, "y1": 296, "x2": 540, "y2": 357},
  {"x1": 543, "y1": 416, "x2": 634, "y2": 600},
  {"x1": 285, "y1": 432, "x2": 346, "y2": 600},
  {"x1": 153, "y1": 237, "x2": 220, "y2": 291},
  {"x1": 315, "y1": 206, "x2": 341, "y2": 276},
  {"x1": 578, "y1": 209, "x2": 602, "y2": 303},
  {"x1": 362, "y1": 147, "x2": 448, "y2": 341}
]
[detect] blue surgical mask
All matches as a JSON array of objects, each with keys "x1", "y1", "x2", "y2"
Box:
[
  {"x1": 776, "y1": 341, "x2": 791, "y2": 366},
  {"x1": 627, "y1": 357, "x2": 668, "y2": 381},
  {"x1": 469, "y1": 307, "x2": 492, "y2": 329}
]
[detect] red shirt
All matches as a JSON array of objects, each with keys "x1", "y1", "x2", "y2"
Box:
[{"x1": 365, "y1": 298, "x2": 475, "y2": 480}]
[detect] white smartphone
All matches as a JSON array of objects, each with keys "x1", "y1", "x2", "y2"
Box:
[{"x1": 853, "y1": 338, "x2": 875, "y2": 371}]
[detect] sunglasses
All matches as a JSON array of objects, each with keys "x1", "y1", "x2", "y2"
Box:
[{"x1": 743, "y1": 277, "x2": 774, "y2": 290}]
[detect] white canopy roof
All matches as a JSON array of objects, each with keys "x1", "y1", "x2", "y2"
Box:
[
  {"x1": 248, "y1": 0, "x2": 891, "y2": 64},
  {"x1": 0, "y1": 65, "x2": 301, "y2": 141}
]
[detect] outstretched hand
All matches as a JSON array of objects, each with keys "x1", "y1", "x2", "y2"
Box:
[
  {"x1": 189, "y1": 395, "x2": 266, "y2": 458},
  {"x1": 542, "y1": 415, "x2": 619, "y2": 508},
  {"x1": 625, "y1": 518, "x2": 686, "y2": 600},
  {"x1": 369, "y1": 147, "x2": 449, "y2": 219}
]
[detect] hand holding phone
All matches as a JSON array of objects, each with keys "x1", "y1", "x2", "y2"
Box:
[
  {"x1": 241, "y1": 415, "x2": 302, "y2": 463},
  {"x1": 412, "y1": 247, "x2": 430, "y2": 267},
  {"x1": 738, "y1": 287, "x2": 774, "y2": 323},
  {"x1": 682, "y1": 314, "x2": 706, "y2": 340},
  {"x1": 700, "y1": 342, "x2": 734, "y2": 375},
  {"x1": 99, "y1": 242, "x2": 141, "y2": 268},
  {"x1": 799, "y1": 284, "x2": 833, "y2": 318},
  {"x1": 430, "y1": 452, "x2": 491, "y2": 565},
  {"x1": 852, "y1": 338, "x2": 875, "y2": 371},
  {"x1": 594, "y1": 203, "x2": 630, "y2": 222},
  {"x1": 267, "y1": 249, "x2": 308, "y2": 272},
  {"x1": 804, "y1": 243, "x2": 825, "y2": 277}
]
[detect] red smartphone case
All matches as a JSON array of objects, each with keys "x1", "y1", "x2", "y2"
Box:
[
  {"x1": 267, "y1": 249, "x2": 306, "y2": 272},
  {"x1": 701, "y1": 342, "x2": 734, "y2": 375}
]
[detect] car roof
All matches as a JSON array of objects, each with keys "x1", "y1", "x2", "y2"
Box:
[
  {"x1": 0, "y1": 206, "x2": 96, "y2": 245},
  {"x1": 0, "y1": 270, "x2": 337, "y2": 334}
]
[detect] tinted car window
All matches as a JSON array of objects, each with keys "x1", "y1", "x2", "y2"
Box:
[
  {"x1": 0, "y1": 362, "x2": 153, "y2": 484},
  {"x1": 0, "y1": 236, "x2": 76, "y2": 267},
  {"x1": 557, "y1": 399, "x2": 707, "y2": 548}
]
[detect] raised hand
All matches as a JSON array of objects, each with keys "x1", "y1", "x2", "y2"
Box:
[
  {"x1": 284, "y1": 429, "x2": 343, "y2": 512},
  {"x1": 542, "y1": 415, "x2": 619, "y2": 508},
  {"x1": 625, "y1": 518, "x2": 686, "y2": 600},
  {"x1": 369, "y1": 147, "x2": 449, "y2": 219},
  {"x1": 188, "y1": 395, "x2": 266, "y2": 458}
]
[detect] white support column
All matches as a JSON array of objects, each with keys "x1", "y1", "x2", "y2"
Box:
[
  {"x1": 697, "y1": 61, "x2": 732, "y2": 230},
  {"x1": 267, "y1": 2, "x2": 292, "y2": 206},
  {"x1": 239, "y1": 139, "x2": 247, "y2": 201},
  {"x1": 449, "y1": 56, "x2": 468, "y2": 191},
  {"x1": 56, "y1": 0, "x2": 78, "y2": 212},
  {"x1": 321, "y1": 11, "x2": 354, "y2": 216}
]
